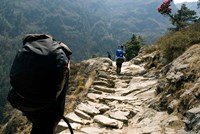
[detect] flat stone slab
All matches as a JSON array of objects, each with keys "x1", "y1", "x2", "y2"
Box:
[
  {"x1": 80, "y1": 127, "x2": 103, "y2": 134},
  {"x1": 141, "y1": 125, "x2": 162, "y2": 133},
  {"x1": 58, "y1": 121, "x2": 82, "y2": 130},
  {"x1": 88, "y1": 101, "x2": 110, "y2": 113},
  {"x1": 100, "y1": 95, "x2": 137, "y2": 102},
  {"x1": 74, "y1": 109, "x2": 91, "y2": 120},
  {"x1": 121, "y1": 77, "x2": 157, "y2": 96},
  {"x1": 93, "y1": 80, "x2": 114, "y2": 88},
  {"x1": 77, "y1": 103, "x2": 100, "y2": 116},
  {"x1": 87, "y1": 93, "x2": 101, "y2": 101},
  {"x1": 89, "y1": 88, "x2": 103, "y2": 94},
  {"x1": 109, "y1": 111, "x2": 129, "y2": 123},
  {"x1": 59, "y1": 130, "x2": 85, "y2": 134},
  {"x1": 65, "y1": 112, "x2": 84, "y2": 124},
  {"x1": 94, "y1": 115, "x2": 123, "y2": 128}
]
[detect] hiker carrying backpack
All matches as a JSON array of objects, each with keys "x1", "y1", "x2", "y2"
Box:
[
  {"x1": 7, "y1": 34, "x2": 73, "y2": 134},
  {"x1": 115, "y1": 45, "x2": 126, "y2": 74}
]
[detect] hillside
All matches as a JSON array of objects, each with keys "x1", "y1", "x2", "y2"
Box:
[
  {"x1": 1, "y1": 22, "x2": 200, "y2": 133},
  {"x1": 1, "y1": 47, "x2": 200, "y2": 133},
  {"x1": 0, "y1": 0, "x2": 176, "y2": 120},
  {"x1": 0, "y1": 0, "x2": 173, "y2": 61}
]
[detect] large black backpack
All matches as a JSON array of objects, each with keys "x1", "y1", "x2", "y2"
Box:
[{"x1": 7, "y1": 34, "x2": 72, "y2": 112}]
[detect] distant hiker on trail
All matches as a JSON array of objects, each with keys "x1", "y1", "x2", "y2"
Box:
[
  {"x1": 115, "y1": 45, "x2": 126, "y2": 74},
  {"x1": 7, "y1": 34, "x2": 74, "y2": 134},
  {"x1": 107, "y1": 51, "x2": 111, "y2": 59}
]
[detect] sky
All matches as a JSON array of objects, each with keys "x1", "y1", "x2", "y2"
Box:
[{"x1": 174, "y1": 0, "x2": 198, "y2": 4}]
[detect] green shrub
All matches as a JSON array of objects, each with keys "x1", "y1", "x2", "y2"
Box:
[{"x1": 124, "y1": 34, "x2": 142, "y2": 61}]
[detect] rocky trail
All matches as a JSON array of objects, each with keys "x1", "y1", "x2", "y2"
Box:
[{"x1": 56, "y1": 61, "x2": 194, "y2": 134}]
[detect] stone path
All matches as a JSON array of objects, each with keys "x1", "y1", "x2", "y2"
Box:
[{"x1": 56, "y1": 61, "x2": 193, "y2": 134}]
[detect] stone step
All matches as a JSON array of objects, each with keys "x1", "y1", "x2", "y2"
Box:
[
  {"x1": 88, "y1": 88, "x2": 103, "y2": 94},
  {"x1": 108, "y1": 111, "x2": 129, "y2": 124},
  {"x1": 132, "y1": 86, "x2": 156, "y2": 97},
  {"x1": 121, "y1": 88, "x2": 141, "y2": 96},
  {"x1": 96, "y1": 71, "x2": 112, "y2": 79},
  {"x1": 87, "y1": 101, "x2": 110, "y2": 113},
  {"x1": 121, "y1": 81, "x2": 157, "y2": 96},
  {"x1": 80, "y1": 127, "x2": 103, "y2": 134},
  {"x1": 140, "y1": 125, "x2": 163, "y2": 134},
  {"x1": 64, "y1": 112, "x2": 91, "y2": 125},
  {"x1": 100, "y1": 95, "x2": 137, "y2": 103},
  {"x1": 58, "y1": 61, "x2": 193, "y2": 134},
  {"x1": 116, "y1": 75, "x2": 133, "y2": 80},
  {"x1": 164, "y1": 127, "x2": 179, "y2": 134},
  {"x1": 58, "y1": 121, "x2": 82, "y2": 131},
  {"x1": 93, "y1": 80, "x2": 115, "y2": 88},
  {"x1": 95, "y1": 77, "x2": 110, "y2": 82},
  {"x1": 87, "y1": 93, "x2": 101, "y2": 102},
  {"x1": 77, "y1": 103, "x2": 100, "y2": 116},
  {"x1": 94, "y1": 115, "x2": 123, "y2": 129},
  {"x1": 74, "y1": 109, "x2": 91, "y2": 120},
  {"x1": 58, "y1": 130, "x2": 86, "y2": 134},
  {"x1": 93, "y1": 85, "x2": 115, "y2": 93}
]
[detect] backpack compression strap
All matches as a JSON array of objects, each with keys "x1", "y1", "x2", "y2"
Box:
[
  {"x1": 61, "y1": 115, "x2": 74, "y2": 134},
  {"x1": 22, "y1": 34, "x2": 72, "y2": 56},
  {"x1": 22, "y1": 34, "x2": 51, "y2": 45}
]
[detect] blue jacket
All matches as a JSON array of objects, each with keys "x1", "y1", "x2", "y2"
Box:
[{"x1": 116, "y1": 49, "x2": 124, "y2": 57}]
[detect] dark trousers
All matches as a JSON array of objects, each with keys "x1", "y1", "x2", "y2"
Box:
[
  {"x1": 25, "y1": 82, "x2": 68, "y2": 134},
  {"x1": 31, "y1": 120, "x2": 59, "y2": 134}
]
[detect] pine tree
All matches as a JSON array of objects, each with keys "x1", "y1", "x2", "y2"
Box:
[
  {"x1": 123, "y1": 34, "x2": 141, "y2": 61},
  {"x1": 170, "y1": 4, "x2": 198, "y2": 31}
]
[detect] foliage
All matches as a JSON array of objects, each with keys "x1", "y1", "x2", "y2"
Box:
[
  {"x1": 0, "y1": 0, "x2": 170, "y2": 61},
  {"x1": 123, "y1": 34, "x2": 142, "y2": 61},
  {"x1": 0, "y1": 0, "x2": 170, "y2": 123},
  {"x1": 158, "y1": 0, "x2": 198, "y2": 31},
  {"x1": 170, "y1": 4, "x2": 198, "y2": 31}
]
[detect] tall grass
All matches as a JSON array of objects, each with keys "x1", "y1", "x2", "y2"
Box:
[{"x1": 145, "y1": 21, "x2": 200, "y2": 64}]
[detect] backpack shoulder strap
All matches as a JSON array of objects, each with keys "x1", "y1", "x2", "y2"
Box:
[
  {"x1": 62, "y1": 115, "x2": 74, "y2": 134},
  {"x1": 58, "y1": 42, "x2": 72, "y2": 57}
]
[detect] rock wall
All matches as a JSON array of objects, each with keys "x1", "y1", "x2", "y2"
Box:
[{"x1": 154, "y1": 45, "x2": 200, "y2": 133}]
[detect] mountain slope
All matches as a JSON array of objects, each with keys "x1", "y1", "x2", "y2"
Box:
[
  {"x1": 0, "y1": 0, "x2": 172, "y2": 61},
  {"x1": 2, "y1": 21, "x2": 200, "y2": 133},
  {"x1": 2, "y1": 46, "x2": 200, "y2": 133},
  {"x1": 0, "y1": 0, "x2": 175, "y2": 123}
]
